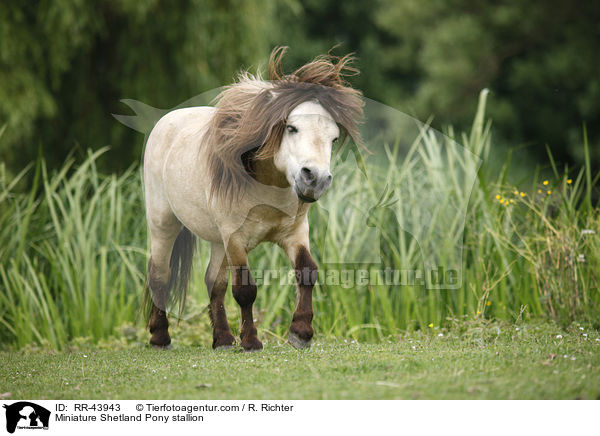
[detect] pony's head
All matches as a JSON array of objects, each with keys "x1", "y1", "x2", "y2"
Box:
[
  {"x1": 275, "y1": 99, "x2": 338, "y2": 202},
  {"x1": 205, "y1": 47, "x2": 364, "y2": 204}
]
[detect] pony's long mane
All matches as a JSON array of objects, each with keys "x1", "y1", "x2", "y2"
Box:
[{"x1": 204, "y1": 46, "x2": 364, "y2": 203}]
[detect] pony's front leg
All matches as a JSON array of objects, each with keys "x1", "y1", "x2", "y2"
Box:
[
  {"x1": 283, "y1": 241, "x2": 318, "y2": 349},
  {"x1": 227, "y1": 242, "x2": 263, "y2": 351}
]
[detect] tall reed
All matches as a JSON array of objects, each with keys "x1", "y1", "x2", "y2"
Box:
[{"x1": 0, "y1": 91, "x2": 597, "y2": 349}]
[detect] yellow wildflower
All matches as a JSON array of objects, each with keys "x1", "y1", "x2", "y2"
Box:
[
  {"x1": 486, "y1": 301, "x2": 492, "y2": 306},
  {"x1": 495, "y1": 194, "x2": 501, "y2": 200},
  {"x1": 537, "y1": 189, "x2": 542, "y2": 194},
  {"x1": 547, "y1": 190, "x2": 552, "y2": 195},
  {"x1": 477, "y1": 311, "x2": 481, "y2": 315},
  {"x1": 567, "y1": 179, "x2": 572, "y2": 184},
  {"x1": 543, "y1": 180, "x2": 549, "y2": 186},
  {"x1": 520, "y1": 192, "x2": 526, "y2": 197},
  {"x1": 428, "y1": 323, "x2": 434, "y2": 328}
]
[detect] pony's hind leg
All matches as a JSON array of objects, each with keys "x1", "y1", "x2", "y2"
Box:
[
  {"x1": 205, "y1": 243, "x2": 236, "y2": 349},
  {"x1": 147, "y1": 220, "x2": 181, "y2": 349}
]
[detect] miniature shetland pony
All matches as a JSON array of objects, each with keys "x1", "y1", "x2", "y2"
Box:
[{"x1": 143, "y1": 47, "x2": 363, "y2": 350}]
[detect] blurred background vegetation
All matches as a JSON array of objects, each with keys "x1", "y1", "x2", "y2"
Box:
[{"x1": 1, "y1": 0, "x2": 599, "y2": 176}]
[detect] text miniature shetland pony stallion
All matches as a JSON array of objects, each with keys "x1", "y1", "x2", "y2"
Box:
[{"x1": 142, "y1": 47, "x2": 363, "y2": 351}]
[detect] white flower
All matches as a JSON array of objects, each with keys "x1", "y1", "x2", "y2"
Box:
[
  {"x1": 583, "y1": 333, "x2": 588, "y2": 337},
  {"x1": 438, "y1": 333, "x2": 444, "y2": 337},
  {"x1": 555, "y1": 334, "x2": 563, "y2": 339},
  {"x1": 579, "y1": 327, "x2": 584, "y2": 331},
  {"x1": 581, "y1": 229, "x2": 596, "y2": 235}
]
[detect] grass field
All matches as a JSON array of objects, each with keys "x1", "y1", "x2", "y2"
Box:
[{"x1": 1, "y1": 322, "x2": 598, "y2": 400}]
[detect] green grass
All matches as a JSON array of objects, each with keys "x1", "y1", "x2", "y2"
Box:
[{"x1": 1, "y1": 322, "x2": 598, "y2": 399}]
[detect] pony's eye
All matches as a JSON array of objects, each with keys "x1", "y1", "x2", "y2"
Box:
[
  {"x1": 286, "y1": 125, "x2": 298, "y2": 134},
  {"x1": 333, "y1": 137, "x2": 339, "y2": 143}
]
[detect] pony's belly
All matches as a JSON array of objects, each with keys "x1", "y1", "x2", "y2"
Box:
[
  {"x1": 164, "y1": 179, "x2": 221, "y2": 243},
  {"x1": 185, "y1": 217, "x2": 222, "y2": 243}
]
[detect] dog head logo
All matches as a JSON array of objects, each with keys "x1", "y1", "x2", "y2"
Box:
[{"x1": 2, "y1": 402, "x2": 50, "y2": 433}]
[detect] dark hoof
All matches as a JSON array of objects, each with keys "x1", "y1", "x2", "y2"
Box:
[
  {"x1": 241, "y1": 336, "x2": 263, "y2": 352},
  {"x1": 212, "y1": 332, "x2": 236, "y2": 350},
  {"x1": 288, "y1": 332, "x2": 311, "y2": 349},
  {"x1": 150, "y1": 329, "x2": 171, "y2": 349},
  {"x1": 151, "y1": 343, "x2": 172, "y2": 350},
  {"x1": 289, "y1": 321, "x2": 313, "y2": 348}
]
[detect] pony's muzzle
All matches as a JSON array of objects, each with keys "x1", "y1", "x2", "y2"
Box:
[{"x1": 295, "y1": 166, "x2": 332, "y2": 202}]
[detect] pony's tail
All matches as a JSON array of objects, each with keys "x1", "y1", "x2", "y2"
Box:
[
  {"x1": 167, "y1": 227, "x2": 196, "y2": 319},
  {"x1": 143, "y1": 227, "x2": 196, "y2": 326}
]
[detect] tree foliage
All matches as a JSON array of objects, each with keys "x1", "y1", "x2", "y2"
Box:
[
  {"x1": 1, "y1": 0, "x2": 599, "y2": 174},
  {"x1": 274, "y1": 0, "x2": 600, "y2": 168},
  {"x1": 1, "y1": 0, "x2": 276, "y2": 172}
]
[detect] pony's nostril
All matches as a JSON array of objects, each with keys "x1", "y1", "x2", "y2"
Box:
[{"x1": 301, "y1": 167, "x2": 316, "y2": 183}]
